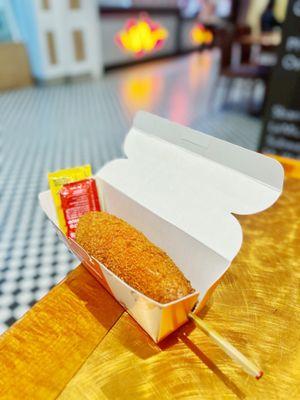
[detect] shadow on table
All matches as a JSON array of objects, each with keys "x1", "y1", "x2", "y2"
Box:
[
  {"x1": 159, "y1": 307, "x2": 246, "y2": 400},
  {"x1": 65, "y1": 265, "x2": 124, "y2": 331},
  {"x1": 179, "y1": 331, "x2": 246, "y2": 399}
]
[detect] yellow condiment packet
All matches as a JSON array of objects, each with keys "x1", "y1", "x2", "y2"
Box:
[{"x1": 48, "y1": 165, "x2": 92, "y2": 234}]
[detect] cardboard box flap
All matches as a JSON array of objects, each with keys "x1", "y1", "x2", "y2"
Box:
[
  {"x1": 39, "y1": 191, "x2": 57, "y2": 223},
  {"x1": 98, "y1": 112, "x2": 284, "y2": 261},
  {"x1": 130, "y1": 111, "x2": 283, "y2": 192}
]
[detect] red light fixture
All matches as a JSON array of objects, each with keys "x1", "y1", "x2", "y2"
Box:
[
  {"x1": 190, "y1": 24, "x2": 213, "y2": 46},
  {"x1": 115, "y1": 14, "x2": 168, "y2": 57}
]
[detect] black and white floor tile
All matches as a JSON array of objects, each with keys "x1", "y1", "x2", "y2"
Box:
[{"x1": 0, "y1": 51, "x2": 262, "y2": 333}]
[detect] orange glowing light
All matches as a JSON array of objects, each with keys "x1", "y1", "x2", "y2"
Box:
[
  {"x1": 120, "y1": 74, "x2": 163, "y2": 114},
  {"x1": 115, "y1": 15, "x2": 168, "y2": 56},
  {"x1": 190, "y1": 24, "x2": 213, "y2": 46}
]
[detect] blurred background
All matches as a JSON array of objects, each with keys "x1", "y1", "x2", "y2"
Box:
[{"x1": 0, "y1": 0, "x2": 299, "y2": 332}]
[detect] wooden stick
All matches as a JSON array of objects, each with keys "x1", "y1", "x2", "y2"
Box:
[{"x1": 188, "y1": 313, "x2": 263, "y2": 379}]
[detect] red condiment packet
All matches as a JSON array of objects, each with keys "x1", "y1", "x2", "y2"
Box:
[{"x1": 60, "y1": 178, "x2": 101, "y2": 239}]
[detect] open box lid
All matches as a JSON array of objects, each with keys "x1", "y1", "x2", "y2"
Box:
[{"x1": 98, "y1": 111, "x2": 284, "y2": 262}]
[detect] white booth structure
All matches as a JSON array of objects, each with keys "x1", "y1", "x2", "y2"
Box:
[{"x1": 12, "y1": 0, "x2": 102, "y2": 81}]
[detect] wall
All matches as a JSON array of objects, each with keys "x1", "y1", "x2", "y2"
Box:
[{"x1": 11, "y1": 0, "x2": 44, "y2": 79}]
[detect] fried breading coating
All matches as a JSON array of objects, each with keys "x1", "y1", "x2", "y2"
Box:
[{"x1": 76, "y1": 211, "x2": 194, "y2": 303}]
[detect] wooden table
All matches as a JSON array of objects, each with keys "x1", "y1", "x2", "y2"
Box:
[{"x1": 1, "y1": 156, "x2": 300, "y2": 400}]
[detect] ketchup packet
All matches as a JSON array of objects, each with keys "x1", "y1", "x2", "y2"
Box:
[
  {"x1": 48, "y1": 165, "x2": 91, "y2": 234},
  {"x1": 60, "y1": 178, "x2": 101, "y2": 239}
]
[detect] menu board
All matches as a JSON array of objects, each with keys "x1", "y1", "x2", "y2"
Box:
[{"x1": 260, "y1": 0, "x2": 300, "y2": 158}]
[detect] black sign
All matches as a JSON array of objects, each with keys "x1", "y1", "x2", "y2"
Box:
[{"x1": 260, "y1": 0, "x2": 300, "y2": 158}]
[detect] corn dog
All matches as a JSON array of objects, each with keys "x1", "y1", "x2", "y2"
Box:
[{"x1": 76, "y1": 211, "x2": 194, "y2": 303}]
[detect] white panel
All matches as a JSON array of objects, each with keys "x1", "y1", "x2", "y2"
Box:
[
  {"x1": 39, "y1": 190, "x2": 57, "y2": 222},
  {"x1": 131, "y1": 111, "x2": 284, "y2": 191}
]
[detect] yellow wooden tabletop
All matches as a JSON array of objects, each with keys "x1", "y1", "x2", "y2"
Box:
[{"x1": 1, "y1": 156, "x2": 300, "y2": 400}]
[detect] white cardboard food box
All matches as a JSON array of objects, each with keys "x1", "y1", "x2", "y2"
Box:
[{"x1": 39, "y1": 111, "x2": 284, "y2": 342}]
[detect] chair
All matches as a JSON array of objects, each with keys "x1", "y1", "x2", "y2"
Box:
[{"x1": 219, "y1": 25, "x2": 272, "y2": 114}]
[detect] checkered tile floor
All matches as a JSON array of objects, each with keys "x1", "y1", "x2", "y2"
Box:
[{"x1": 0, "y1": 51, "x2": 262, "y2": 333}]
